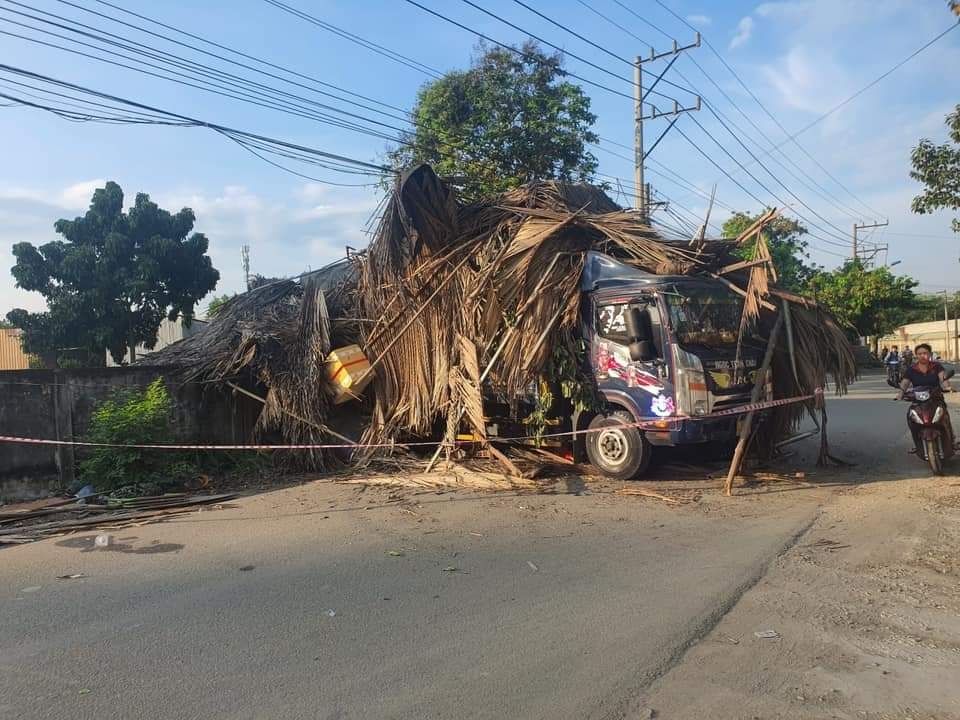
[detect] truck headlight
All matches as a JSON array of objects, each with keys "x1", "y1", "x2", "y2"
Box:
[{"x1": 694, "y1": 400, "x2": 708, "y2": 416}]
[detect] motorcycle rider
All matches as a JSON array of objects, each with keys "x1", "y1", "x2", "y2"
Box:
[
  {"x1": 896, "y1": 343, "x2": 953, "y2": 453},
  {"x1": 885, "y1": 344, "x2": 901, "y2": 384}
]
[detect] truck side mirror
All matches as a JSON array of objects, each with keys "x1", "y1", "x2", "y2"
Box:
[{"x1": 625, "y1": 306, "x2": 655, "y2": 362}]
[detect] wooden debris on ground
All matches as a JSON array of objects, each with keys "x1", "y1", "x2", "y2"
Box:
[
  {"x1": 339, "y1": 465, "x2": 544, "y2": 493},
  {"x1": 0, "y1": 493, "x2": 237, "y2": 545},
  {"x1": 615, "y1": 488, "x2": 702, "y2": 505}
]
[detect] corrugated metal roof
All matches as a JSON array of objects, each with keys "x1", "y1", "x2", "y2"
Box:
[{"x1": 0, "y1": 329, "x2": 31, "y2": 369}]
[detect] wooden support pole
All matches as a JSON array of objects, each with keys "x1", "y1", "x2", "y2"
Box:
[
  {"x1": 724, "y1": 308, "x2": 784, "y2": 496},
  {"x1": 225, "y1": 381, "x2": 358, "y2": 447}
]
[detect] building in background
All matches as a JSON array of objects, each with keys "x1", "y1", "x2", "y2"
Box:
[
  {"x1": 0, "y1": 328, "x2": 32, "y2": 370},
  {"x1": 106, "y1": 317, "x2": 208, "y2": 366},
  {"x1": 878, "y1": 320, "x2": 960, "y2": 361}
]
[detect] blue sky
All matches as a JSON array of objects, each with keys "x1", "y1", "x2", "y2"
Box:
[{"x1": 1, "y1": 0, "x2": 958, "y2": 314}]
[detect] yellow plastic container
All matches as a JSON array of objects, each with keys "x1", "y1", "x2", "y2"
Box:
[{"x1": 326, "y1": 344, "x2": 374, "y2": 404}]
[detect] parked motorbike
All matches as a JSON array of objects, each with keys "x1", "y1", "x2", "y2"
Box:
[{"x1": 889, "y1": 369, "x2": 956, "y2": 475}]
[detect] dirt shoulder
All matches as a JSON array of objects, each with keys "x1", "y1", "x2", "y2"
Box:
[{"x1": 629, "y1": 474, "x2": 960, "y2": 720}]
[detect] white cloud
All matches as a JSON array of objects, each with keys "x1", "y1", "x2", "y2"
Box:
[
  {"x1": 58, "y1": 180, "x2": 106, "y2": 210},
  {"x1": 686, "y1": 14, "x2": 711, "y2": 26},
  {"x1": 0, "y1": 178, "x2": 106, "y2": 211},
  {"x1": 759, "y1": 46, "x2": 853, "y2": 114},
  {"x1": 755, "y1": 1, "x2": 807, "y2": 18},
  {"x1": 729, "y1": 16, "x2": 754, "y2": 49},
  {"x1": 0, "y1": 182, "x2": 381, "y2": 314}
]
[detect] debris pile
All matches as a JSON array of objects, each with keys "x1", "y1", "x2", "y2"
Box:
[
  {"x1": 145, "y1": 164, "x2": 856, "y2": 479},
  {"x1": 0, "y1": 493, "x2": 237, "y2": 545}
]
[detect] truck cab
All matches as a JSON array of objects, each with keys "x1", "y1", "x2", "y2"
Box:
[{"x1": 579, "y1": 253, "x2": 765, "y2": 479}]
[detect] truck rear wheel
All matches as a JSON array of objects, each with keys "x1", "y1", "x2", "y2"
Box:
[{"x1": 585, "y1": 411, "x2": 651, "y2": 481}]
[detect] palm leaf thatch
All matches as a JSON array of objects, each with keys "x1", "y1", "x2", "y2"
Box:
[{"x1": 144, "y1": 163, "x2": 855, "y2": 472}]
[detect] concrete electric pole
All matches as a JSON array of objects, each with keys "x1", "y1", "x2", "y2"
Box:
[
  {"x1": 851, "y1": 221, "x2": 888, "y2": 261},
  {"x1": 634, "y1": 35, "x2": 701, "y2": 220}
]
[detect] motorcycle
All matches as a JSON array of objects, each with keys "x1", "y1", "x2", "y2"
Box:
[
  {"x1": 886, "y1": 358, "x2": 902, "y2": 386},
  {"x1": 888, "y1": 369, "x2": 955, "y2": 475}
]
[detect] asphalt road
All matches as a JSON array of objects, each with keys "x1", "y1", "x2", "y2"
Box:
[{"x1": 0, "y1": 374, "x2": 916, "y2": 720}]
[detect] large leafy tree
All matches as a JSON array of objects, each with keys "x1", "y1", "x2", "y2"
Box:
[
  {"x1": 388, "y1": 41, "x2": 599, "y2": 198},
  {"x1": 7, "y1": 182, "x2": 219, "y2": 365},
  {"x1": 910, "y1": 104, "x2": 960, "y2": 233},
  {"x1": 806, "y1": 260, "x2": 918, "y2": 342},
  {"x1": 722, "y1": 210, "x2": 816, "y2": 292}
]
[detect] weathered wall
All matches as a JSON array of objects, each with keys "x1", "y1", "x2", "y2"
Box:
[{"x1": 0, "y1": 367, "x2": 261, "y2": 500}]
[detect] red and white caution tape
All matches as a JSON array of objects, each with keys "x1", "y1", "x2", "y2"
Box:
[{"x1": 0, "y1": 390, "x2": 821, "y2": 451}]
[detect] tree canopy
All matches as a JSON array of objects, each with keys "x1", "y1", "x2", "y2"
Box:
[
  {"x1": 387, "y1": 41, "x2": 599, "y2": 198},
  {"x1": 806, "y1": 260, "x2": 918, "y2": 340},
  {"x1": 722, "y1": 210, "x2": 817, "y2": 293},
  {"x1": 910, "y1": 104, "x2": 960, "y2": 234},
  {"x1": 7, "y1": 182, "x2": 219, "y2": 365},
  {"x1": 206, "y1": 293, "x2": 234, "y2": 319}
]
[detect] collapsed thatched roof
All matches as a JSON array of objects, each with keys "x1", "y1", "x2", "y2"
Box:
[{"x1": 145, "y1": 163, "x2": 855, "y2": 468}]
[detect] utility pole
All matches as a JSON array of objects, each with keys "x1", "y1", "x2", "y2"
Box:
[
  {"x1": 851, "y1": 220, "x2": 888, "y2": 261},
  {"x1": 634, "y1": 34, "x2": 701, "y2": 220},
  {"x1": 945, "y1": 290, "x2": 953, "y2": 361},
  {"x1": 241, "y1": 245, "x2": 251, "y2": 291}
]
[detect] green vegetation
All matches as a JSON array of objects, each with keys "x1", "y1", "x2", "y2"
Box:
[
  {"x1": 78, "y1": 379, "x2": 194, "y2": 492},
  {"x1": 8, "y1": 181, "x2": 219, "y2": 366},
  {"x1": 722, "y1": 210, "x2": 816, "y2": 293},
  {"x1": 911, "y1": 104, "x2": 960, "y2": 234},
  {"x1": 387, "y1": 41, "x2": 599, "y2": 198}
]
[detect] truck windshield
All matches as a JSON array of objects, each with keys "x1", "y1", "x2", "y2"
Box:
[{"x1": 665, "y1": 288, "x2": 743, "y2": 347}]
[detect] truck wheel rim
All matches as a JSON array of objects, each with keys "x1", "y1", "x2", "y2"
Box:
[{"x1": 597, "y1": 428, "x2": 628, "y2": 466}]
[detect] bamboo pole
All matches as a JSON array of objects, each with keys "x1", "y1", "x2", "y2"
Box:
[
  {"x1": 724, "y1": 309, "x2": 785, "y2": 496},
  {"x1": 225, "y1": 381, "x2": 358, "y2": 447},
  {"x1": 424, "y1": 252, "x2": 566, "y2": 473}
]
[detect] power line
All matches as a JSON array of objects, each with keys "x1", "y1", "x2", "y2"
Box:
[
  {"x1": 84, "y1": 0, "x2": 412, "y2": 115},
  {"x1": 688, "y1": 114, "x2": 851, "y2": 248},
  {"x1": 262, "y1": 0, "x2": 442, "y2": 78},
  {"x1": 508, "y1": 0, "x2": 863, "y2": 242},
  {"x1": 0, "y1": 62, "x2": 391, "y2": 173},
  {"x1": 609, "y1": 0, "x2": 673, "y2": 42},
  {"x1": 401, "y1": 0, "x2": 637, "y2": 104},
  {"x1": 565, "y1": 0, "x2": 875, "y2": 223},
  {"x1": 456, "y1": 0, "x2": 684, "y2": 104},
  {"x1": 778, "y1": 22, "x2": 960, "y2": 148},
  {"x1": 652, "y1": 0, "x2": 955, "y2": 220},
  {"x1": 695, "y1": 103, "x2": 853, "y2": 244},
  {"x1": 0, "y1": 4, "x2": 414, "y2": 136}
]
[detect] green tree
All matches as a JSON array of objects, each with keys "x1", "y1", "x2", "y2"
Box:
[
  {"x1": 910, "y1": 104, "x2": 960, "y2": 233},
  {"x1": 388, "y1": 41, "x2": 599, "y2": 198},
  {"x1": 206, "y1": 293, "x2": 234, "y2": 319},
  {"x1": 806, "y1": 261, "x2": 918, "y2": 342},
  {"x1": 0, "y1": 318, "x2": 12, "y2": 329},
  {"x1": 722, "y1": 210, "x2": 817, "y2": 292},
  {"x1": 7, "y1": 182, "x2": 219, "y2": 365}
]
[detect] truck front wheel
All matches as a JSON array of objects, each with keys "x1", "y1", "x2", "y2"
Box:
[{"x1": 585, "y1": 411, "x2": 651, "y2": 480}]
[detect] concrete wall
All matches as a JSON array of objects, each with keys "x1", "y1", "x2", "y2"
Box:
[{"x1": 0, "y1": 367, "x2": 261, "y2": 500}]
